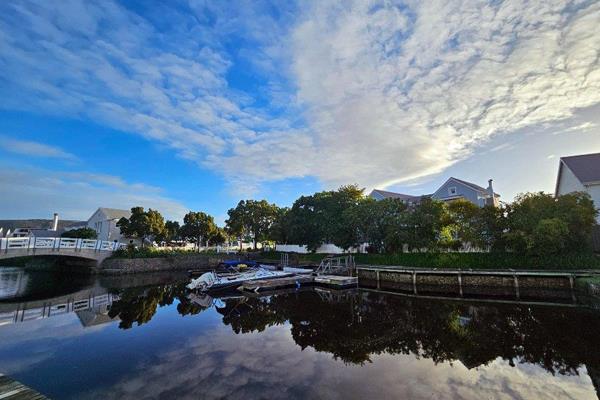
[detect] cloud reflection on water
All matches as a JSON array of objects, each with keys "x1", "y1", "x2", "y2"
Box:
[{"x1": 80, "y1": 323, "x2": 595, "y2": 400}]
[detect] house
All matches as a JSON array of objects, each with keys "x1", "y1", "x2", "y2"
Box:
[
  {"x1": 87, "y1": 207, "x2": 131, "y2": 242},
  {"x1": 369, "y1": 189, "x2": 422, "y2": 205},
  {"x1": 431, "y1": 177, "x2": 499, "y2": 207},
  {"x1": 370, "y1": 177, "x2": 500, "y2": 208},
  {"x1": 6, "y1": 213, "x2": 62, "y2": 238},
  {"x1": 555, "y1": 152, "x2": 600, "y2": 222}
]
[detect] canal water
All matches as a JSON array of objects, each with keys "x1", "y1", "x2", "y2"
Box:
[{"x1": 0, "y1": 267, "x2": 599, "y2": 399}]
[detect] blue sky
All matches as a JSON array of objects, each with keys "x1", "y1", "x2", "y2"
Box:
[{"x1": 1, "y1": 0, "x2": 599, "y2": 224}]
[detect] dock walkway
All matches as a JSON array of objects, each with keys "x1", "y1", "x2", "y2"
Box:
[
  {"x1": 241, "y1": 275, "x2": 357, "y2": 293},
  {"x1": 0, "y1": 374, "x2": 48, "y2": 400}
]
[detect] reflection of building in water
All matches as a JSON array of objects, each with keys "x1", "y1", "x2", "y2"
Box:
[
  {"x1": 76, "y1": 302, "x2": 118, "y2": 327},
  {"x1": 0, "y1": 292, "x2": 120, "y2": 328},
  {"x1": 0, "y1": 268, "x2": 29, "y2": 300}
]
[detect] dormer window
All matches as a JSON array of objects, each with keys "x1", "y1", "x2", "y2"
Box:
[{"x1": 448, "y1": 187, "x2": 457, "y2": 195}]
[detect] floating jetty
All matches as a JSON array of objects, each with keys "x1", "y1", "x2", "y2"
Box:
[
  {"x1": 313, "y1": 275, "x2": 358, "y2": 288},
  {"x1": 0, "y1": 374, "x2": 48, "y2": 400},
  {"x1": 240, "y1": 274, "x2": 357, "y2": 293}
]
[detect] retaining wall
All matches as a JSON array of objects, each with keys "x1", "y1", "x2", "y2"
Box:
[
  {"x1": 97, "y1": 254, "x2": 239, "y2": 275},
  {"x1": 357, "y1": 268, "x2": 578, "y2": 301}
]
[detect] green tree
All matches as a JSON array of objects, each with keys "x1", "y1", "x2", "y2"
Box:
[
  {"x1": 269, "y1": 207, "x2": 291, "y2": 244},
  {"x1": 181, "y1": 211, "x2": 217, "y2": 251},
  {"x1": 286, "y1": 185, "x2": 365, "y2": 251},
  {"x1": 343, "y1": 197, "x2": 408, "y2": 252},
  {"x1": 505, "y1": 192, "x2": 597, "y2": 254},
  {"x1": 554, "y1": 192, "x2": 598, "y2": 251},
  {"x1": 402, "y1": 198, "x2": 448, "y2": 251},
  {"x1": 530, "y1": 218, "x2": 569, "y2": 254},
  {"x1": 474, "y1": 205, "x2": 507, "y2": 251},
  {"x1": 146, "y1": 209, "x2": 165, "y2": 243},
  {"x1": 61, "y1": 227, "x2": 98, "y2": 239},
  {"x1": 225, "y1": 200, "x2": 280, "y2": 250},
  {"x1": 209, "y1": 227, "x2": 229, "y2": 246},
  {"x1": 116, "y1": 207, "x2": 165, "y2": 247},
  {"x1": 163, "y1": 220, "x2": 181, "y2": 244},
  {"x1": 443, "y1": 199, "x2": 481, "y2": 250}
]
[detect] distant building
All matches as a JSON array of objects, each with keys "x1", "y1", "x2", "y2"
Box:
[
  {"x1": 369, "y1": 189, "x2": 422, "y2": 206},
  {"x1": 431, "y1": 177, "x2": 499, "y2": 207},
  {"x1": 86, "y1": 207, "x2": 131, "y2": 242},
  {"x1": 370, "y1": 177, "x2": 500, "y2": 208},
  {"x1": 7, "y1": 213, "x2": 62, "y2": 238},
  {"x1": 555, "y1": 152, "x2": 600, "y2": 222}
]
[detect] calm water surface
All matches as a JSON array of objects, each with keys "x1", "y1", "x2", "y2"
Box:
[{"x1": 0, "y1": 267, "x2": 599, "y2": 399}]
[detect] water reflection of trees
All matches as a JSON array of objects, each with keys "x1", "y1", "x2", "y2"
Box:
[
  {"x1": 216, "y1": 291, "x2": 600, "y2": 378},
  {"x1": 107, "y1": 284, "x2": 600, "y2": 382},
  {"x1": 108, "y1": 284, "x2": 206, "y2": 329}
]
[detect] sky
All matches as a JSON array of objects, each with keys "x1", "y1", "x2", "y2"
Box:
[{"x1": 0, "y1": 0, "x2": 599, "y2": 224}]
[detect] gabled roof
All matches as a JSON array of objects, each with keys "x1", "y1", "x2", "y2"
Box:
[
  {"x1": 369, "y1": 189, "x2": 421, "y2": 202},
  {"x1": 30, "y1": 228, "x2": 61, "y2": 237},
  {"x1": 449, "y1": 177, "x2": 488, "y2": 193},
  {"x1": 96, "y1": 207, "x2": 131, "y2": 221},
  {"x1": 560, "y1": 153, "x2": 600, "y2": 185},
  {"x1": 433, "y1": 177, "x2": 500, "y2": 198}
]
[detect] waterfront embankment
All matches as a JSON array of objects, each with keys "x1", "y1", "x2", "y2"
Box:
[
  {"x1": 356, "y1": 265, "x2": 600, "y2": 306},
  {"x1": 97, "y1": 253, "x2": 239, "y2": 274}
]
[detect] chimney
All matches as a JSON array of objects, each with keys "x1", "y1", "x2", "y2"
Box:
[
  {"x1": 52, "y1": 213, "x2": 59, "y2": 231},
  {"x1": 487, "y1": 179, "x2": 495, "y2": 206}
]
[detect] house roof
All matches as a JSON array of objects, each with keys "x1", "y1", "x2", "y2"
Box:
[
  {"x1": 30, "y1": 228, "x2": 61, "y2": 237},
  {"x1": 369, "y1": 189, "x2": 421, "y2": 201},
  {"x1": 434, "y1": 177, "x2": 500, "y2": 198},
  {"x1": 560, "y1": 153, "x2": 600, "y2": 185},
  {"x1": 97, "y1": 207, "x2": 131, "y2": 221}
]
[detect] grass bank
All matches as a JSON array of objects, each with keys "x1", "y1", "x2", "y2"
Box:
[{"x1": 260, "y1": 251, "x2": 600, "y2": 270}]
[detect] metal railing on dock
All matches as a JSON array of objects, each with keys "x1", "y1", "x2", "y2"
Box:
[{"x1": 315, "y1": 255, "x2": 355, "y2": 275}]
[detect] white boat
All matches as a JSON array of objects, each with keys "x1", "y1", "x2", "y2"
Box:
[{"x1": 186, "y1": 268, "x2": 294, "y2": 292}]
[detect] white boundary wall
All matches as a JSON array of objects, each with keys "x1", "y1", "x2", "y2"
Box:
[{"x1": 275, "y1": 243, "x2": 363, "y2": 254}]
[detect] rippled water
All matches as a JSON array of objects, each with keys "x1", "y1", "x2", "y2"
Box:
[{"x1": 0, "y1": 267, "x2": 599, "y2": 399}]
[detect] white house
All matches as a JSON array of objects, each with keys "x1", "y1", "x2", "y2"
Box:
[
  {"x1": 370, "y1": 177, "x2": 500, "y2": 208},
  {"x1": 555, "y1": 152, "x2": 600, "y2": 223},
  {"x1": 87, "y1": 207, "x2": 131, "y2": 242}
]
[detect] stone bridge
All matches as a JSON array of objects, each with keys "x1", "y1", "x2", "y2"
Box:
[{"x1": 0, "y1": 237, "x2": 125, "y2": 266}]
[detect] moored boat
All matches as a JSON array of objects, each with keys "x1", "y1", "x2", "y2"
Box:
[{"x1": 186, "y1": 267, "x2": 294, "y2": 292}]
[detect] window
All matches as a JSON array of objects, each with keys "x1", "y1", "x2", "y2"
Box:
[{"x1": 448, "y1": 186, "x2": 457, "y2": 195}]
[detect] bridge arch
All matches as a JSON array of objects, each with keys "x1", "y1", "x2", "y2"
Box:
[{"x1": 0, "y1": 237, "x2": 124, "y2": 266}]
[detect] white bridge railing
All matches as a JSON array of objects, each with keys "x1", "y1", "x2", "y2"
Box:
[{"x1": 0, "y1": 237, "x2": 127, "y2": 253}]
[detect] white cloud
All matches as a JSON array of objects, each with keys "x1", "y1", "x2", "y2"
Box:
[
  {"x1": 0, "y1": 0, "x2": 599, "y2": 193},
  {"x1": 0, "y1": 136, "x2": 77, "y2": 160},
  {"x1": 0, "y1": 0, "x2": 307, "y2": 190},
  {"x1": 288, "y1": 0, "x2": 600, "y2": 189},
  {"x1": 0, "y1": 165, "x2": 188, "y2": 220}
]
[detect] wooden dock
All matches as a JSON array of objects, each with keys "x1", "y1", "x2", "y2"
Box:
[
  {"x1": 240, "y1": 274, "x2": 358, "y2": 293},
  {"x1": 241, "y1": 276, "x2": 313, "y2": 292},
  {"x1": 314, "y1": 275, "x2": 358, "y2": 289},
  {"x1": 0, "y1": 374, "x2": 48, "y2": 400}
]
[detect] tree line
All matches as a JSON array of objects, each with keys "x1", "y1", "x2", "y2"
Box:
[
  {"x1": 116, "y1": 207, "x2": 227, "y2": 250},
  {"x1": 115, "y1": 185, "x2": 597, "y2": 255},
  {"x1": 275, "y1": 185, "x2": 597, "y2": 255}
]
